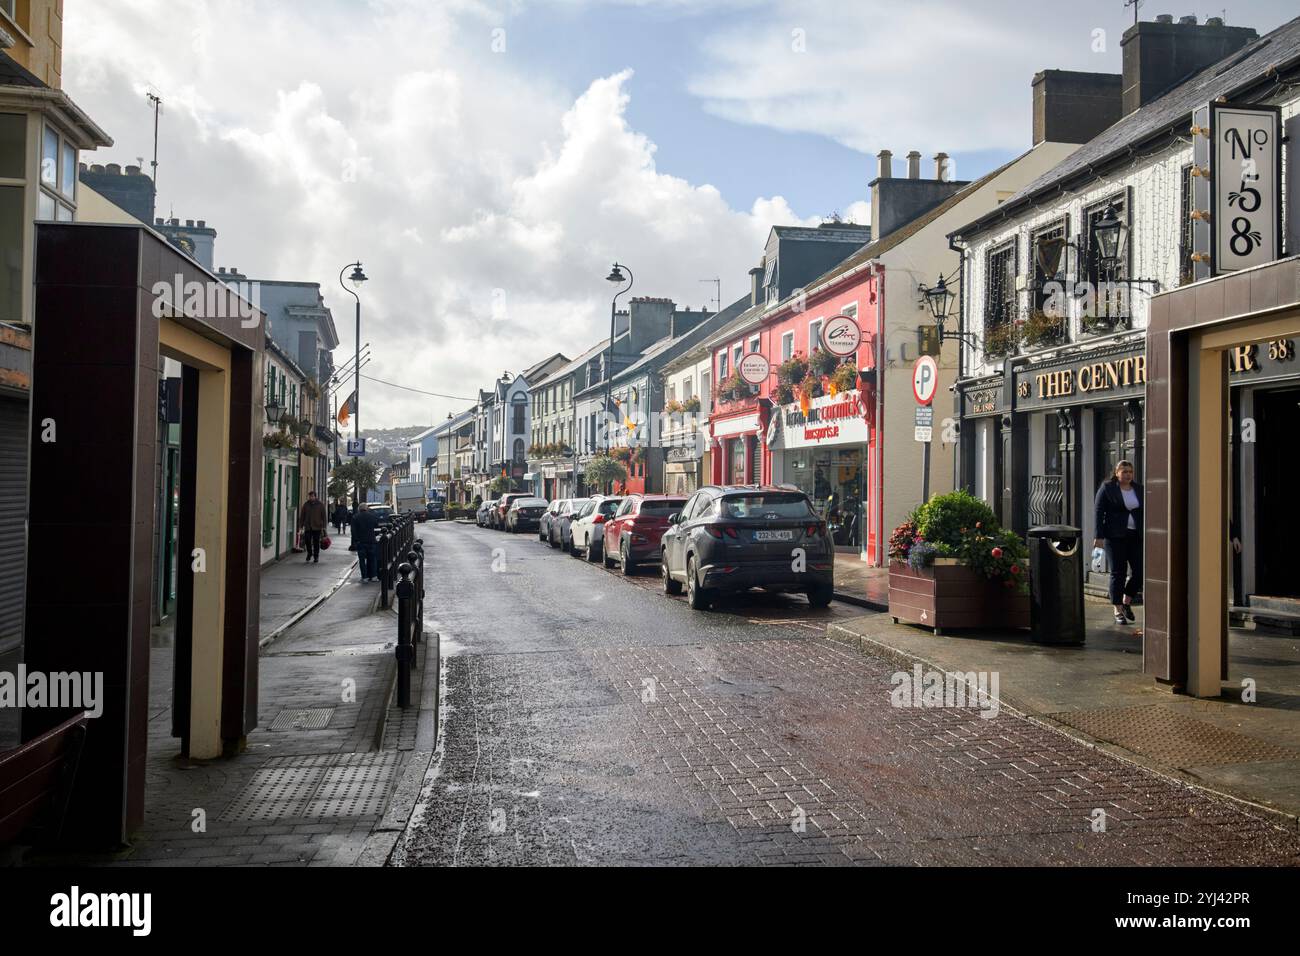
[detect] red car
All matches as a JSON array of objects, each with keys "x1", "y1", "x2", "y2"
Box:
[{"x1": 602, "y1": 494, "x2": 688, "y2": 575}]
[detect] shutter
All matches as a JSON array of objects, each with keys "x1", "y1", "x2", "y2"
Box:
[
  {"x1": 0, "y1": 396, "x2": 28, "y2": 654},
  {"x1": 749, "y1": 435, "x2": 762, "y2": 484}
]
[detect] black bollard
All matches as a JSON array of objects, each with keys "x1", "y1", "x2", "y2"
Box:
[
  {"x1": 395, "y1": 563, "x2": 414, "y2": 708},
  {"x1": 378, "y1": 528, "x2": 391, "y2": 609},
  {"x1": 406, "y1": 549, "x2": 421, "y2": 644}
]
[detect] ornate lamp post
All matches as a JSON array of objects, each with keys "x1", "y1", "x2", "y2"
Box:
[{"x1": 603, "y1": 263, "x2": 634, "y2": 457}]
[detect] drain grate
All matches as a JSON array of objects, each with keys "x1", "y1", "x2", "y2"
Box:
[
  {"x1": 219, "y1": 752, "x2": 402, "y2": 822},
  {"x1": 267, "y1": 707, "x2": 335, "y2": 731},
  {"x1": 1049, "y1": 704, "x2": 1299, "y2": 767}
]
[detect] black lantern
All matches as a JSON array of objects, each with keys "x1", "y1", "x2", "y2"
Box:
[
  {"x1": 605, "y1": 263, "x2": 627, "y2": 284},
  {"x1": 348, "y1": 263, "x2": 368, "y2": 284},
  {"x1": 923, "y1": 275, "x2": 955, "y2": 322},
  {"x1": 265, "y1": 397, "x2": 284, "y2": 425},
  {"x1": 1092, "y1": 204, "x2": 1126, "y2": 272}
]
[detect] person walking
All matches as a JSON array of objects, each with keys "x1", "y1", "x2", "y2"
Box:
[
  {"x1": 1093, "y1": 459, "x2": 1143, "y2": 626},
  {"x1": 333, "y1": 500, "x2": 349, "y2": 535},
  {"x1": 351, "y1": 504, "x2": 381, "y2": 582},
  {"x1": 298, "y1": 490, "x2": 329, "y2": 563}
]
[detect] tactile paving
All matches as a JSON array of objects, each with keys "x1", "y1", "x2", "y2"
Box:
[
  {"x1": 1048, "y1": 704, "x2": 1298, "y2": 767},
  {"x1": 218, "y1": 752, "x2": 402, "y2": 821}
]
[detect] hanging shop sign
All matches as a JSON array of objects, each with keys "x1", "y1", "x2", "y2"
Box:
[
  {"x1": 776, "y1": 390, "x2": 870, "y2": 449},
  {"x1": 1013, "y1": 344, "x2": 1146, "y2": 411},
  {"x1": 738, "y1": 352, "x2": 770, "y2": 386},
  {"x1": 821, "y1": 314, "x2": 862, "y2": 356},
  {"x1": 1192, "y1": 102, "x2": 1282, "y2": 279}
]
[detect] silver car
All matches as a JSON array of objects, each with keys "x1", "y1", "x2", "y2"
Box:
[{"x1": 553, "y1": 497, "x2": 592, "y2": 551}]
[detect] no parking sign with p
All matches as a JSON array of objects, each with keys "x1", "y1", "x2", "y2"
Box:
[{"x1": 912, "y1": 355, "x2": 938, "y2": 406}]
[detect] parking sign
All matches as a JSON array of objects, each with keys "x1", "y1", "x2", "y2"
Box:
[{"x1": 912, "y1": 355, "x2": 938, "y2": 405}]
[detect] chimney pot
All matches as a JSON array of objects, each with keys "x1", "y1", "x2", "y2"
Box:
[
  {"x1": 105, "y1": 163, "x2": 121, "y2": 175},
  {"x1": 906, "y1": 150, "x2": 921, "y2": 179},
  {"x1": 197, "y1": 220, "x2": 205, "y2": 228},
  {"x1": 78, "y1": 162, "x2": 87, "y2": 173},
  {"x1": 1156, "y1": 14, "x2": 1174, "y2": 23},
  {"x1": 1206, "y1": 16, "x2": 1224, "y2": 26},
  {"x1": 218, "y1": 267, "x2": 226, "y2": 274},
  {"x1": 1179, "y1": 15, "x2": 1197, "y2": 25},
  {"x1": 876, "y1": 149, "x2": 892, "y2": 179},
  {"x1": 90, "y1": 164, "x2": 104, "y2": 173},
  {"x1": 125, "y1": 165, "x2": 141, "y2": 175},
  {"x1": 933, "y1": 152, "x2": 950, "y2": 181},
  {"x1": 154, "y1": 217, "x2": 164, "y2": 225},
  {"x1": 185, "y1": 219, "x2": 194, "y2": 227}
]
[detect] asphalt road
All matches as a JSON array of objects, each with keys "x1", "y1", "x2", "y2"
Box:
[{"x1": 395, "y1": 519, "x2": 1300, "y2": 867}]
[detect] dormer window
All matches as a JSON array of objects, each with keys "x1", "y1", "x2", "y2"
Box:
[{"x1": 763, "y1": 257, "x2": 779, "y2": 303}]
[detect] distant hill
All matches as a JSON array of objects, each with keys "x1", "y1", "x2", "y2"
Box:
[{"x1": 355, "y1": 425, "x2": 430, "y2": 465}]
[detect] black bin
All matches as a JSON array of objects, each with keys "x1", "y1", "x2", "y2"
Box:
[{"x1": 1028, "y1": 525, "x2": 1085, "y2": 645}]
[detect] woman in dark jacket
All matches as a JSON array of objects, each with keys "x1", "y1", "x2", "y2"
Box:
[{"x1": 1093, "y1": 459, "x2": 1143, "y2": 625}]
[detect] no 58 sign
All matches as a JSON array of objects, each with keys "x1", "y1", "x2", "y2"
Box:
[{"x1": 1210, "y1": 103, "x2": 1281, "y2": 273}]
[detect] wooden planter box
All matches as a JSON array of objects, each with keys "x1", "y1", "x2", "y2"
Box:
[{"x1": 888, "y1": 561, "x2": 1029, "y2": 635}]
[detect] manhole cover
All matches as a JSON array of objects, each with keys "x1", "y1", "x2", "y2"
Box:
[
  {"x1": 219, "y1": 752, "x2": 402, "y2": 822},
  {"x1": 1049, "y1": 704, "x2": 1298, "y2": 767},
  {"x1": 267, "y1": 707, "x2": 335, "y2": 731}
]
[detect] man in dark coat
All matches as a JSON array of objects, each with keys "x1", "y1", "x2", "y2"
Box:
[
  {"x1": 351, "y1": 504, "x2": 381, "y2": 581},
  {"x1": 298, "y1": 490, "x2": 329, "y2": 563}
]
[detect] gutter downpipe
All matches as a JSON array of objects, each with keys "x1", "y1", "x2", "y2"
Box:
[
  {"x1": 874, "y1": 261, "x2": 886, "y2": 568},
  {"x1": 949, "y1": 232, "x2": 967, "y2": 493}
]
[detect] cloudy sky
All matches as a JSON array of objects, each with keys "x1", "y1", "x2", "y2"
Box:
[{"x1": 64, "y1": 0, "x2": 1296, "y2": 428}]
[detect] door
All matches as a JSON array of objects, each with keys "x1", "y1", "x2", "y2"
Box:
[
  {"x1": 666, "y1": 492, "x2": 700, "y2": 575},
  {"x1": 1255, "y1": 387, "x2": 1300, "y2": 597},
  {"x1": 161, "y1": 448, "x2": 180, "y2": 617}
]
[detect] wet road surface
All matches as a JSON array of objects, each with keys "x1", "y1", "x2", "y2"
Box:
[{"x1": 395, "y1": 520, "x2": 1300, "y2": 866}]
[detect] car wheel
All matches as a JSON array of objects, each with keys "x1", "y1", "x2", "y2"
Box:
[
  {"x1": 603, "y1": 543, "x2": 616, "y2": 568},
  {"x1": 620, "y1": 541, "x2": 635, "y2": 576},
  {"x1": 549, "y1": 530, "x2": 559, "y2": 549},
  {"x1": 662, "y1": 550, "x2": 682, "y2": 595},
  {"x1": 686, "y1": 555, "x2": 710, "y2": 610},
  {"x1": 586, "y1": 538, "x2": 599, "y2": 562},
  {"x1": 807, "y1": 583, "x2": 833, "y2": 608}
]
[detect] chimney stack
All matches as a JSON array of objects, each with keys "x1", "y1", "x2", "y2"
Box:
[
  {"x1": 906, "y1": 150, "x2": 921, "y2": 179},
  {"x1": 1031, "y1": 69, "x2": 1123, "y2": 145},
  {"x1": 749, "y1": 264, "x2": 765, "y2": 308},
  {"x1": 933, "y1": 152, "x2": 950, "y2": 181},
  {"x1": 1120, "y1": 15, "x2": 1256, "y2": 116},
  {"x1": 876, "y1": 149, "x2": 892, "y2": 179}
]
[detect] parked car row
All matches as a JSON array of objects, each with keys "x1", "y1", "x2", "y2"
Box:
[{"x1": 475, "y1": 485, "x2": 836, "y2": 610}]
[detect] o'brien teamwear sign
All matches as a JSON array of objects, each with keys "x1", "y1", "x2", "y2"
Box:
[{"x1": 1211, "y1": 102, "x2": 1281, "y2": 273}]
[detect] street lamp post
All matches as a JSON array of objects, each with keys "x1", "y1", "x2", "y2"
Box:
[
  {"x1": 339, "y1": 261, "x2": 368, "y2": 506},
  {"x1": 603, "y1": 263, "x2": 634, "y2": 466}
]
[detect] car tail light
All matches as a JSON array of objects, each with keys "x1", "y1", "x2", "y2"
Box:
[
  {"x1": 708, "y1": 525, "x2": 739, "y2": 539},
  {"x1": 806, "y1": 524, "x2": 823, "y2": 537},
  {"x1": 593, "y1": 514, "x2": 606, "y2": 524}
]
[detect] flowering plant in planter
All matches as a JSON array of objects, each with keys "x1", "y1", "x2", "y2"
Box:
[
  {"x1": 888, "y1": 490, "x2": 1028, "y2": 591},
  {"x1": 682, "y1": 396, "x2": 701, "y2": 412},
  {"x1": 777, "y1": 354, "x2": 808, "y2": 389},
  {"x1": 809, "y1": 348, "x2": 839, "y2": 377},
  {"x1": 830, "y1": 363, "x2": 858, "y2": 394}
]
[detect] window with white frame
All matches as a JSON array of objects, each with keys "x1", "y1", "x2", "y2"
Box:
[
  {"x1": 809, "y1": 319, "x2": 823, "y2": 353},
  {"x1": 748, "y1": 335, "x2": 760, "y2": 353},
  {"x1": 38, "y1": 123, "x2": 76, "y2": 222},
  {"x1": 701, "y1": 371, "x2": 711, "y2": 412},
  {"x1": 682, "y1": 376, "x2": 693, "y2": 401},
  {"x1": 781, "y1": 331, "x2": 794, "y2": 361},
  {"x1": 732, "y1": 343, "x2": 742, "y2": 369},
  {"x1": 718, "y1": 350, "x2": 728, "y2": 381}
]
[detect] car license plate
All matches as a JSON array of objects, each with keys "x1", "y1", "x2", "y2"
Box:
[{"x1": 754, "y1": 530, "x2": 793, "y2": 541}]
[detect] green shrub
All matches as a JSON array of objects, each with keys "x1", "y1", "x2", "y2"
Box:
[{"x1": 913, "y1": 490, "x2": 998, "y2": 549}]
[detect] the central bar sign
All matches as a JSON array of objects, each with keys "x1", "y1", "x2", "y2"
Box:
[{"x1": 1033, "y1": 354, "x2": 1146, "y2": 399}]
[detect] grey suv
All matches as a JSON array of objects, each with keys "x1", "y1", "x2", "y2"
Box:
[{"x1": 660, "y1": 485, "x2": 834, "y2": 610}]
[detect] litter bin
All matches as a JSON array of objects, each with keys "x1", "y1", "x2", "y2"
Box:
[{"x1": 1028, "y1": 525, "x2": 1085, "y2": 645}]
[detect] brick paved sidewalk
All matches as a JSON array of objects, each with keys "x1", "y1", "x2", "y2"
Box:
[
  {"x1": 21, "y1": 530, "x2": 440, "y2": 867},
  {"x1": 828, "y1": 604, "x2": 1300, "y2": 824}
]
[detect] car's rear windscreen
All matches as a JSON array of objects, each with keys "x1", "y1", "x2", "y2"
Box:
[{"x1": 720, "y1": 493, "x2": 815, "y2": 519}]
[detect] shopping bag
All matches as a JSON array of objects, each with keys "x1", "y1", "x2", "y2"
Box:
[
  {"x1": 321, "y1": 535, "x2": 332, "y2": 550},
  {"x1": 1090, "y1": 547, "x2": 1106, "y2": 573}
]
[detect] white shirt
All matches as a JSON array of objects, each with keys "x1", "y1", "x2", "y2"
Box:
[{"x1": 1121, "y1": 486, "x2": 1139, "y2": 530}]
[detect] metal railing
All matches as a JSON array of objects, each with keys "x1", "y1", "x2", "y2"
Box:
[
  {"x1": 376, "y1": 514, "x2": 416, "y2": 610},
  {"x1": 1028, "y1": 474, "x2": 1064, "y2": 526}
]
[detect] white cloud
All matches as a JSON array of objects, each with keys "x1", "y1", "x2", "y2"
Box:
[{"x1": 63, "y1": 0, "x2": 816, "y2": 429}]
